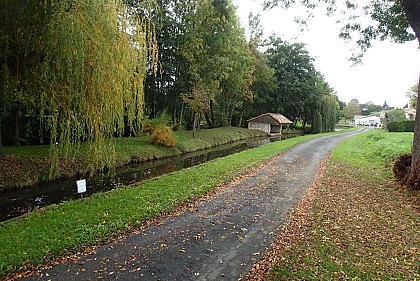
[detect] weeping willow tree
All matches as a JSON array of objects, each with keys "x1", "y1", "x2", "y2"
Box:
[
  {"x1": 312, "y1": 95, "x2": 337, "y2": 134},
  {"x1": 319, "y1": 95, "x2": 338, "y2": 133},
  {"x1": 1, "y1": 0, "x2": 158, "y2": 176}
]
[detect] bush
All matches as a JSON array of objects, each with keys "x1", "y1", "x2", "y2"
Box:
[
  {"x1": 142, "y1": 111, "x2": 172, "y2": 135},
  {"x1": 386, "y1": 120, "x2": 415, "y2": 132},
  {"x1": 393, "y1": 153, "x2": 420, "y2": 190},
  {"x1": 402, "y1": 120, "x2": 415, "y2": 132},
  {"x1": 386, "y1": 121, "x2": 398, "y2": 132},
  {"x1": 150, "y1": 126, "x2": 176, "y2": 147},
  {"x1": 141, "y1": 120, "x2": 155, "y2": 135}
]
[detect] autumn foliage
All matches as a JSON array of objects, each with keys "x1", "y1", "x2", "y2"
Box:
[
  {"x1": 150, "y1": 126, "x2": 176, "y2": 147},
  {"x1": 393, "y1": 154, "x2": 420, "y2": 190},
  {"x1": 142, "y1": 112, "x2": 176, "y2": 147}
]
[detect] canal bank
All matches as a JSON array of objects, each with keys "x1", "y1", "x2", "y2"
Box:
[
  {"x1": 0, "y1": 127, "x2": 268, "y2": 191},
  {"x1": 1, "y1": 133, "x2": 302, "y2": 222}
]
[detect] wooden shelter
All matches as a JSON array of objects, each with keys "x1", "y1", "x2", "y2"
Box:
[{"x1": 247, "y1": 113, "x2": 293, "y2": 135}]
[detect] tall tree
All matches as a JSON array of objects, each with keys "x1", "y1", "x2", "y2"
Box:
[
  {"x1": 182, "y1": 0, "x2": 254, "y2": 127},
  {"x1": 407, "y1": 83, "x2": 418, "y2": 109},
  {"x1": 0, "y1": 0, "x2": 157, "y2": 174},
  {"x1": 264, "y1": 36, "x2": 323, "y2": 125},
  {"x1": 136, "y1": 0, "x2": 190, "y2": 123},
  {"x1": 138, "y1": 0, "x2": 254, "y2": 128},
  {"x1": 319, "y1": 94, "x2": 338, "y2": 133},
  {"x1": 263, "y1": 0, "x2": 420, "y2": 179},
  {"x1": 386, "y1": 109, "x2": 407, "y2": 123},
  {"x1": 243, "y1": 46, "x2": 277, "y2": 123},
  {"x1": 343, "y1": 98, "x2": 361, "y2": 122},
  {"x1": 182, "y1": 81, "x2": 216, "y2": 137}
]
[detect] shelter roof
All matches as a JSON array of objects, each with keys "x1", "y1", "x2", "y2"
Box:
[{"x1": 248, "y1": 113, "x2": 292, "y2": 125}]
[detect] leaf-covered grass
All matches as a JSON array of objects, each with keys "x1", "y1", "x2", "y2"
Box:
[
  {"x1": 268, "y1": 130, "x2": 419, "y2": 280},
  {"x1": 0, "y1": 129, "x2": 352, "y2": 279},
  {"x1": 0, "y1": 127, "x2": 266, "y2": 190}
]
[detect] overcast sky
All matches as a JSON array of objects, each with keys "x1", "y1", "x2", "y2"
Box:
[{"x1": 232, "y1": 0, "x2": 420, "y2": 108}]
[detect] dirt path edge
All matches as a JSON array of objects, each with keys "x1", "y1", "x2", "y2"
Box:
[{"x1": 247, "y1": 157, "x2": 330, "y2": 280}]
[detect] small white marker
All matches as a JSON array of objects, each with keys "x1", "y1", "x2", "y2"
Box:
[{"x1": 76, "y1": 179, "x2": 87, "y2": 198}]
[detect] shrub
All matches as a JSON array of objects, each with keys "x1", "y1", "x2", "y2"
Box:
[
  {"x1": 150, "y1": 126, "x2": 176, "y2": 147},
  {"x1": 142, "y1": 120, "x2": 155, "y2": 135},
  {"x1": 401, "y1": 120, "x2": 415, "y2": 132},
  {"x1": 393, "y1": 154, "x2": 420, "y2": 190},
  {"x1": 386, "y1": 120, "x2": 415, "y2": 132},
  {"x1": 385, "y1": 121, "x2": 398, "y2": 132},
  {"x1": 142, "y1": 111, "x2": 172, "y2": 135}
]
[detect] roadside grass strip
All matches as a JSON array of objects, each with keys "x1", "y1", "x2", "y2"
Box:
[
  {"x1": 0, "y1": 130, "x2": 353, "y2": 278},
  {"x1": 268, "y1": 130, "x2": 419, "y2": 280}
]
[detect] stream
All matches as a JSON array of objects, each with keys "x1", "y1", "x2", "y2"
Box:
[{"x1": 0, "y1": 135, "x2": 297, "y2": 222}]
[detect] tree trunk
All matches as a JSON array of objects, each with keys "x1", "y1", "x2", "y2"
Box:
[
  {"x1": 403, "y1": 1, "x2": 420, "y2": 40},
  {"x1": 13, "y1": 108, "x2": 21, "y2": 146},
  {"x1": 204, "y1": 112, "x2": 212, "y2": 128},
  {"x1": 237, "y1": 105, "x2": 245, "y2": 127},
  {"x1": 402, "y1": 0, "x2": 420, "y2": 166},
  {"x1": 179, "y1": 102, "x2": 185, "y2": 128},
  {"x1": 209, "y1": 100, "x2": 215, "y2": 128},
  {"x1": 228, "y1": 93, "x2": 238, "y2": 126},
  {"x1": 173, "y1": 107, "x2": 177, "y2": 126},
  {"x1": 412, "y1": 74, "x2": 420, "y2": 164},
  {"x1": 238, "y1": 112, "x2": 243, "y2": 128},
  {"x1": 192, "y1": 113, "x2": 196, "y2": 138},
  {"x1": 0, "y1": 121, "x2": 3, "y2": 157}
]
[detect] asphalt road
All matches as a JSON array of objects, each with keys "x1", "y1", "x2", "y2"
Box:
[{"x1": 25, "y1": 129, "x2": 366, "y2": 281}]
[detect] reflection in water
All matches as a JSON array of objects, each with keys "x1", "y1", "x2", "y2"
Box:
[{"x1": 0, "y1": 134, "x2": 298, "y2": 221}]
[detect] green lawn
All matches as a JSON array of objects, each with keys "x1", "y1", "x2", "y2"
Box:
[{"x1": 267, "y1": 130, "x2": 419, "y2": 280}]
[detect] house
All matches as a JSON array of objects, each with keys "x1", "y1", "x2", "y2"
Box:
[
  {"x1": 404, "y1": 106, "x2": 416, "y2": 120},
  {"x1": 354, "y1": 114, "x2": 382, "y2": 127},
  {"x1": 248, "y1": 113, "x2": 293, "y2": 135}
]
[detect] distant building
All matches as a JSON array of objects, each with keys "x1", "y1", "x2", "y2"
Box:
[
  {"x1": 404, "y1": 106, "x2": 416, "y2": 121},
  {"x1": 354, "y1": 114, "x2": 382, "y2": 127},
  {"x1": 248, "y1": 113, "x2": 293, "y2": 135}
]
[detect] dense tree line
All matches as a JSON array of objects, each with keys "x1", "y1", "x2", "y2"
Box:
[
  {"x1": 135, "y1": 0, "x2": 255, "y2": 129},
  {"x1": 133, "y1": 1, "x2": 337, "y2": 131},
  {"x1": 0, "y1": 0, "x2": 339, "y2": 160}
]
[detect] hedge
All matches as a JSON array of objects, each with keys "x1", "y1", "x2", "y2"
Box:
[{"x1": 386, "y1": 120, "x2": 415, "y2": 132}]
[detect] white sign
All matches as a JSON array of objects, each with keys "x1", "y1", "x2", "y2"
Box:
[{"x1": 76, "y1": 179, "x2": 87, "y2": 194}]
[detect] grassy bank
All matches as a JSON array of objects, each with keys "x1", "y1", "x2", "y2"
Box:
[
  {"x1": 267, "y1": 130, "x2": 419, "y2": 280},
  {"x1": 0, "y1": 127, "x2": 266, "y2": 190},
  {"x1": 0, "y1": 129, "x2": 354, "y2": 279}
]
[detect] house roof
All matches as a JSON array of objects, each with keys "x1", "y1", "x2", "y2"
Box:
[
  {"x1": 248, "y1": 113, "x2": 293, "y2": 125},
  {"x1": 354, "y1": 115, "x2": 381, "y2": 121}
]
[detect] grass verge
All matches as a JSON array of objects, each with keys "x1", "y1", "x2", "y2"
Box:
[
  {"x1": 0, "y1": 129, "x2": 354, "y2": 279},
  {"x1": 265, "y1": 130, "x2": 419, "y2": 280}
]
